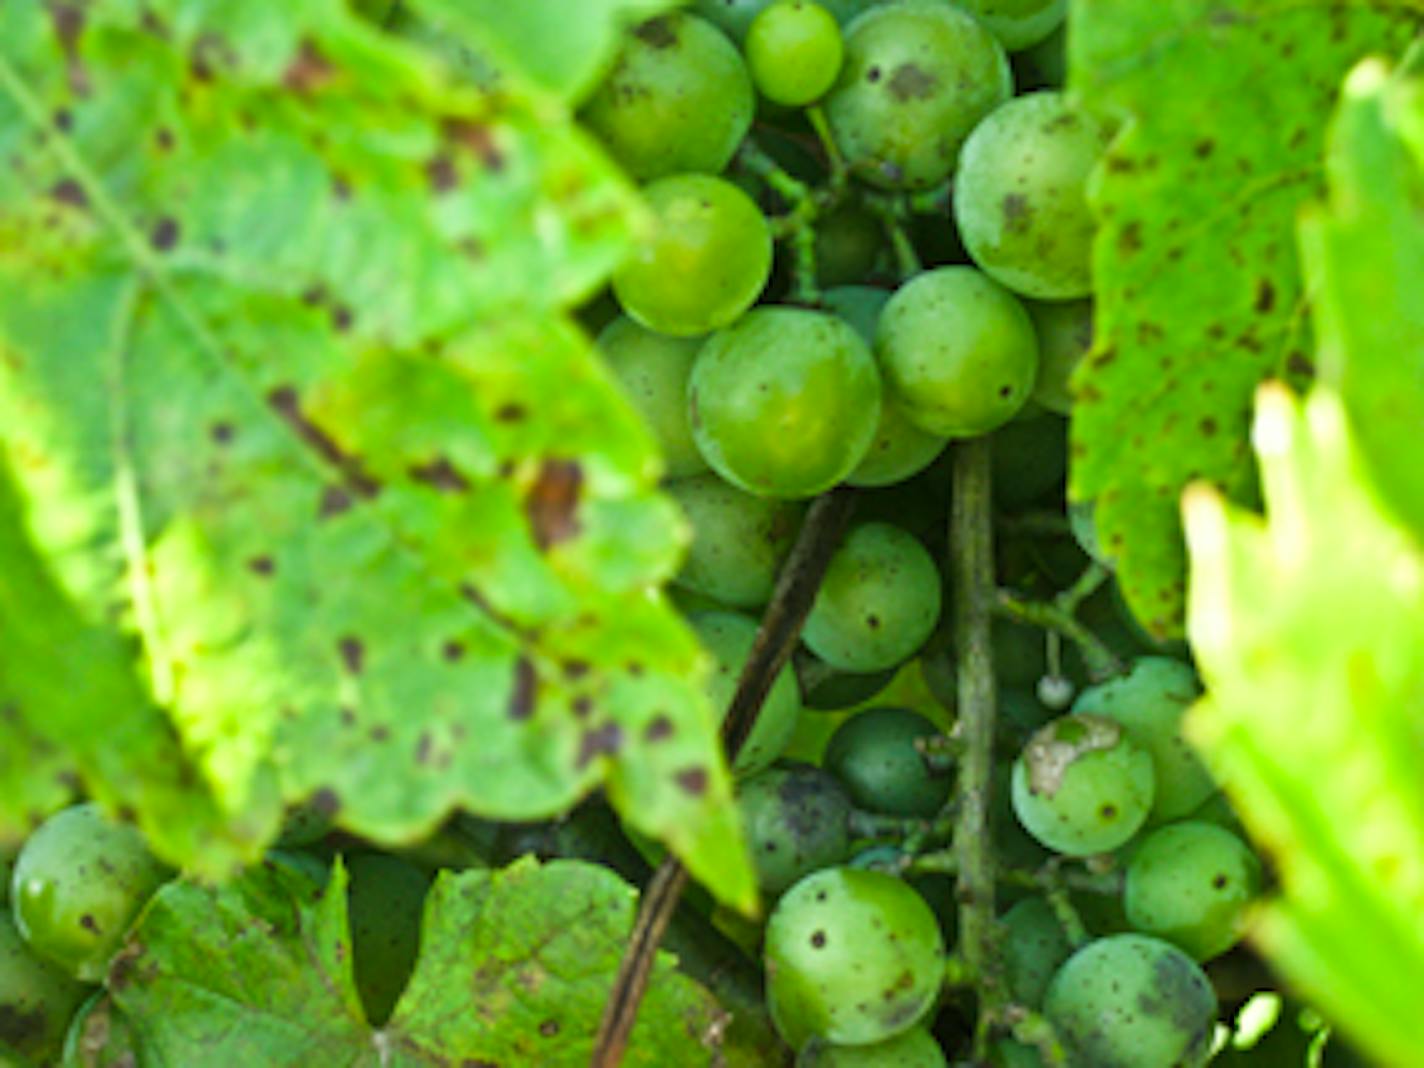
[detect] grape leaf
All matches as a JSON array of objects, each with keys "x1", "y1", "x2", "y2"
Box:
[
  {"x1": 0, "y1": 0, "x2": 754, "y2": 910},
  {"x1": 412, "y1": 0, "x2": 680, "y2": 105},
  {"x1": 1184, "y1": 386, "x2": 1424, "y2": 1068},
  {"x1": 0, "y1": 462, "x2": 269, "y2": 868},
  {"x1": 1300, "y1": 50, "x2": 1424, "y2": 543},
  {"x1": 1068, "y1": 0, "x2": 1423, "y2": 636},
  {"x1": 110, "y1": 856, "x2": 731, "y2": 1066}
]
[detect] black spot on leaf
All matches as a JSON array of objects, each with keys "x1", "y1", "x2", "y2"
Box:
[
  {"x1": 151, "y1": 216, "x2": 180, "y2": 251},
  {"x1": 409, "y1": 456, "x2": 471, "y2": 494},
  {"x1": 509, "y1": 657, "x2": 536, "y2": 720},
  {"x1": 338, "y1": 637, "x2": 364, "y2": 675},
  {"x1": 576, "y1": 723, "x2": 624, "y2": 768}
]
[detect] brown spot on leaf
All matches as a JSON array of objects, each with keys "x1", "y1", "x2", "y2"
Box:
[
  {"x1": 426, "y1": 155, "x2": 458, "y2": 193},
  {"x1": 248, "y1": 556, "x2": 275, "y2": 576},
  {"x1": 644, "y1": 715, "x2": 674, "y2": 742},
  {"x1": 563, "y1": 659, "x2": 590, "y2": 680},
  {"x1": 50, "y1": 178, "x2": 87, "y2": 208},
  {"x1": 1118, "y1": 221, "x2": 1143, "y2": 255},
  {"x1": 495, "y1": 402, "x2": 526, "y2": 423},
  {"x1": 318, "y1": 486, "x2": 353, "y2": 518},
  {"x1": 283, "y1": 40, "x2": 335, "y2": 94},
  {"x1": 311, "y1": 787, "x2": 340, "y2": 816},
  {"x1": 572, "y1": 696, "x2": 593, "y2": 719},
  {"x1": 576, "y1": 723, "x2": 623, "y2": 769},
  {"x1": 525, "y1": 459, "x2": 582, "y2": 550},
  {"x1": 331, "y1": 304, "x2": 353, "y2": 332},
  {"x1": 675, "y1": 767, "x2": 708, "y2": 796},
  {"x1": 1194, "y1": 138, "x2": 1215, "y2": 159},
  {"x1": 338, "y1": 637, "x2": 364, "y2": 675},
  {"x1": 268, "y1": 386, "x2": 380, "y2": 498},
  {"x1": 442, "y1": 640, "x2": 465, "y2": 662},
  {"x1": 416, "y1": 733, "x2": 433, "y2": 765},
  {"x1": 509, "y1": 657, "x2": 536, "y2": 720},
  {"x1": 1200, "y1": 417, "x2": 1218, "y2": 437},
  {"x1": 1253, "y1": 278, "x2": 1276, "y2": 313},
  {"x1": 409, "y1": 456, "x2": 471, "y2": 494},
  {"x1": 445, "y1": 118, "x2": 505, "y2": 172},
  {"x1": 151, "y1": 216, "x2": 180, "y2": 251}
]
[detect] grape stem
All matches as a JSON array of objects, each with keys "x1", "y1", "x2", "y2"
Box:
[
  {"x1": 908, "y1": 851, "x2": 1122, "y2": 896},
  {"x1": 591, "y1": 488, "x2": 858, "y2": 1067},
  {"x1": 736, "y1": 139, "x2": 826, "y2": 304},
  {"x1": 863, "y1": 193, "x2": 922, "y2": 280},
  {"x1": 994, "y1": 589, "x2": 1123, "y2": 681},
  {"x1": 950, "y1": 436, "x2": 1004, "y2": 1057},
  {"x1": 805, "y1": 104, "x2": 849, "y2": 191}
]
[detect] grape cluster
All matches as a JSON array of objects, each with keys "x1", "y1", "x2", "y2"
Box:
[{"x1": 577, "y1": 2, "x2": 1273, "y2": 1064}]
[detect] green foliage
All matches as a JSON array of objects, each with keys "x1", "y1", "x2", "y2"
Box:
[
  {"x1": 1068, "y1": 0, "x2": 1424, "y2": 635},
  {"x1": 107, "y1": 856, "x2": 728, "y2": 1064},
  {"x1": 0, "y1": 0, "x2": 754, "y2": 911}
]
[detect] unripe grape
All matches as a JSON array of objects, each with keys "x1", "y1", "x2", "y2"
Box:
[
  {"x1": 765, "y1": 867, "x2": 944, "y2": 1048},
  {"x1": 1000, "y1": 896, "x2": 1073, "y2": 1008},
  {"x1": 797, "y1": 1026, "x2": 946, "y2": 1065},
  {"x1": 582, "y1": 14, "x2": 753, "y2": 180},
  {"x1": 1026, "y1": 298, "x2": 1093, "y2": 415},
  {"x1": 747, "y1": 2, "x2": 845, "y2": 107},
  {"x1": 11, "y1": 803, "x2": 172, "y2": 981},
  {"x1": 824, "y1": 1, "x2": 1012, "y2": 189},
  {"x1": 823, "y1": 707, "x2": 950, "y2": 818},
  {"x1": 667, "y1": 474, "x2": 803, "y2": 609},
  {"x1": 1071, "y1": 657, "x2": 1215, "y2": 822},
  {"x1": 876, "y1": 267, "x2": 1039, "y2": 438},
  {"x1": 953, "y1": 0, "x2": 1066, "y2": 51},
  {"x1": 0, "y1": 909, "x2": 88, "y2": 1063},
  {"x1": 954, "y1": 91, "x2": 1113, "y2": 300},
  {"x1": 614, "y1": 174, "x2": 772, "y2": 337},
  {"x1": 1124, "y1": 821, "x2": 1261, "y2": 961},
  {"x1": 689, "y1": 306, "x2": 882, "y2": 498},
  {"x1": 1044, "y1": 934, "x2": 1217, "y2": 1067},
  {"x1": 1011, "y1": 714, "x2": 1156, "y2": 856},
  {"x1": 693, "y1": 611, "x2": 802, "y2": 775},
  {"x1": 739, "y1": 765, "x2": 852, "y2": 895},
  {"x1": 596, "y1": 317, "x2": 707, "y2": 478},
  {"x1": 802, "y1": 523, "x2": 942, "y2": 673},
  {"x1": 990, "y1": 412, "x2": 1067, "y2": 509}
]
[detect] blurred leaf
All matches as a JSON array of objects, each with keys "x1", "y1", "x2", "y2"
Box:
[
  {"x1": 1300, "y1": 52, "x2": 1424, "y2": 544},
  {"x1": 112, "y1": 857, "x2": 728, "y2": 1066},
  {"x1": 0, "y1": 462, "x2": 267, "y2": 869},
  {"x1": 0, "y1": 0, "x2": 753, "y2": 910},
  {"x1": 1068, "y1": 0, "x2": 1423, "y2": 636},
  {"x1": 1184, "y1": 385, "x2": 1424, "y2": 1068},
  {"x1": 412, "y1": 0, "x2": 681, "y2": 105}
]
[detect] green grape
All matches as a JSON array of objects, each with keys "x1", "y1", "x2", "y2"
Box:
[
  {"x1": 0, "y1": 909, "x2": 87, "y2": 1063},
  {"x1": 667, "y1": 474, "x2": 803, "y2": 608},
  {"x1": 614, "y1": 174, "x2": 772, "y2": 337},
  {"x1": 823, "y1": 707, "x2": 949, "y2": 817},
  {"x1": 694, "y1": 0, "x2": 778, "y2": 42},
  {"x1": 1185, "y1": 790, "x2": 1244, "y2": 833},
  {"x1": 815, "y1": 205, "x2": 883, "y2": 287},
  {"x1": 345, "y1": 852, "x2": 431, "y2": 1026},
  {"x1": 1026, "y1": 298, "x2": 1092, "y2": 415},
  {"x1": 1044, "y1": 934, "x2": 1217, "y2": 1068},
  {"x1": 849, "y1": 846, "x2": 960, "y2": 945},
  {"x1": 581, "y1": 13, "x2": 753, "y2": 180},
  {"x1": 1011, "y1": 714, "x2": 1156, "y2": 856},
  {"x1": 692, "y1": 611, "x2": 802, "y2": 775},
  {"x1": 954, "y1": 90, "x2": 1113, "y2": 300},
  {"x1": 689, "y1": 306, "x2": 882, "y2": 498},
  {"x1": 596, "y1": 317, "x2": 707, "y2": 478},
  {"x1": 1068, "y1": 498, "x2": 1111, "y2": 568},
  {"x1": 739, "y1": 765, "x2": 853, "y2": 895},
  {"x1": 990, "y1": 413, "x2": 1067, "y2": 510},
  {"x1": 747, "y1": 2, "x2": 845, "y2": 106},
  {"x1": 61, "y1": 991, "x2": 137, "y2": 1067},
  {"x1": 953, "y1": 0, "x2": 1066, "y2": 51},
  {"x1": 765, "y1": 867, "x2": 945, "y2": 1048},
  {"x1": 824, "y1": 1, "x2": 1012, "y2": 189},
  {"x1": 11, "y1": 804, "x2": 172, "y2": 982},
  {"x1": 1000, "y1": 896, "x2": 1073, "y2": 1008},
  {"x1": 795, "y1": 650, "x2": 897, "y2": 711},
  {"x1": 875, "y1": 267, "x2": 1039, "y2": 437},
  {"x1": 822, "y1": 285, "x2": 948, "y2": 488},
  {"x1": 802, "y1": 522, "x2": 942, "y2": 673},
  {"x1": 1071, "y1": 657, "x2": 1215, "y2": 822},
  {"x1": 797, "y1": 1026, "x2": 947, "y2": 1066},
  {"x1": 1014, "y1": 20, "x2": 1065, "y2": 90},
  {"x1": 1124, "y1": 821, "x2": 1261, "y2": 962}
]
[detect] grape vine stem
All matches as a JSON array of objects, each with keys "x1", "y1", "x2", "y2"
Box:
[
  {"x1": 950, "y1": 436, "x2": 1003, "y2": 1058},
  {"x1": 591, "y1": 487, "x2": 858, "y2": 1068}
]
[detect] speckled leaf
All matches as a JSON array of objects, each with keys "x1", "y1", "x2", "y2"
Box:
[
  {"x1": 111, "y1": 857, "x2": 727, "y2": 1066},
  {"x1": 1300, "y1": 52, "x2": 1424, "y2": 543},
  {"x1": 1068, "y1": 0, "x2": 1424, "y2": 636},
  {"x1": 0, "y1": 0, "x2": 754, "y2": 910},
  {"x1": 1184, "y1": 385, "x2": 1424, "y2": 1068},
  {"x1": 413, "y1": 0, "x2": 680, "y2": 105},
  {"x1": 0, "y1": 461, "x2": 268, "y2": 870}
]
